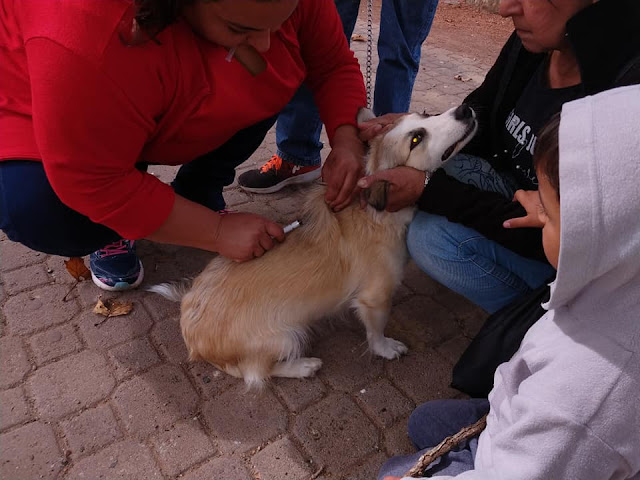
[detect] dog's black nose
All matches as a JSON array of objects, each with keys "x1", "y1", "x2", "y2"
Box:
[{"x1": 454, "y1": 104, "x2": 473, "y2": 121}]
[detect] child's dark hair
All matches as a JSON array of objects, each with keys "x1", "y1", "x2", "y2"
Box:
[{"x1": 533, "y1": 112, "x2": 561, "y2": 200}]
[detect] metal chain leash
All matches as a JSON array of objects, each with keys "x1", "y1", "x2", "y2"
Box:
[{"x1": 366, "y1": 0, "x2": 373, "y2": 109}]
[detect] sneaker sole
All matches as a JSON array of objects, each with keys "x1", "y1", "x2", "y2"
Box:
[
  {"x1": 91, "y1": 262, "x2": 145, "y2": 292},
  {"x1": 239, "y1": 168, "x2": 322, "y2": 194}
]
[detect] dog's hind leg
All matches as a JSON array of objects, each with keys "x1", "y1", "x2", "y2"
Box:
[
  {"x1": 354, "y1": 295, "x2": 408, "y2": 359},
  {"x1": 270, "y1": 358, "x2": 323, "y2": 378}
]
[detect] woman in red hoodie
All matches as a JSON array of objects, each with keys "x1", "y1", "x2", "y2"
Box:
[{"x1": 0, "y1": 0, "x2": 366, "y2": 290}]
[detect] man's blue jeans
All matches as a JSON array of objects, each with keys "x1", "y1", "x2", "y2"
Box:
[
  {"x1": 276, "y1": 0, "x2": 439, "y2": 167},
  {"x1": 407, "y1": 155, "x2": 556, "y2": 314}
]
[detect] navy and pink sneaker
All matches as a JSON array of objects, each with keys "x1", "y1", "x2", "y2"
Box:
[{"x1": 89, "y1": 239, "x2": 144, "y2": 291}]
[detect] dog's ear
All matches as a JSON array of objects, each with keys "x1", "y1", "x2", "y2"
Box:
[
  {"x1": 363, "y1": 180, "x2": 389, "y2": 211},
  {"x1": 357, "y1": 107, "x2": 376, "y2": 124}
]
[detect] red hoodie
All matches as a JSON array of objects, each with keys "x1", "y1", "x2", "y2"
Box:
[{"x1": 0, "y1": 0, "x2": 365, "y2": 239}]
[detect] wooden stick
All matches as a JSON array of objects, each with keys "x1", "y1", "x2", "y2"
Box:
[{"x1": 404, "y1": 414, "x2": 488, "y2": 478}]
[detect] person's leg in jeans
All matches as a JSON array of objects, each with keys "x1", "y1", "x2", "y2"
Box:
[
  {"x1": 172, "y1": 114, "x2": 278, "y2": 209},
  {"x1": 407, "y1": 154, "x2": 556, "y2": 313},
  {"x1": 378, "y1": 399, "x2": 489, "y2": 479},
  {"x1": 0, "y1": 160, "x2": 122, "y2": 257},
  {"x1": 238, "y1": 0, "x2": 361, "y2": 193},
  {"x1": 374, "y1": 0, "x2": 439, "y2": 115}
]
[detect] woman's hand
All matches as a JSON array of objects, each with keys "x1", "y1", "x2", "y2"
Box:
[
  {"x1": 146, "y1": 196, "x2": 284, "y2": 261},
  {"x1": 323, "y1": 125, "x2": 365, "y2": 211},
  {"x1": 503, "y1": 189, "x2": 544, "y2": 229},
  {"x1": 358, "y1": 112, "x2": 405, "y2": 142},
  {"x1": 357, "y1": 166, "x2": 426, "y2": 212},
  {"x1": 214, "y1": 212, "x2": 285, "y2": 262}
]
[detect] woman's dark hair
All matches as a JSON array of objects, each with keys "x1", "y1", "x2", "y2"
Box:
[
  {"x1": 533, "y1": 112, "x2": 561, "y2": 200},
  {"x1": 133, "y1": 0, "x2": 193, "y2": 39},
  {"x1": 132, "y1": 0, "x2": 281, "y2": 40}
]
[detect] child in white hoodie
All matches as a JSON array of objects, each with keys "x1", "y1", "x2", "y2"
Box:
[{"x1": 379, "y1": 84, "x2": 640, "y2": 480}]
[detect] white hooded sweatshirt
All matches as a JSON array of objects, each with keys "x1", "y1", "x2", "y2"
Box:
[{"x1": 406, "y1": 84, "x2": 640, "y2": 480}]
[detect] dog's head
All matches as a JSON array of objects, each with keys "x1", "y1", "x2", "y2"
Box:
[{"x1": 360, "y1": 105, "x2": 478, "y2": 210}]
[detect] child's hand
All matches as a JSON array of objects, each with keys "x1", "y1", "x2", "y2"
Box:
[
  {"x1": 503, "y1": 189, "x2": 544, "y2": 229},
  {"x1": 357, "y1": 113, "x2": 404, "y2": 142}
]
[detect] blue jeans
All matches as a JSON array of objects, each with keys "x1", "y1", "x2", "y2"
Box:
[
  {"x1": 407, "y1": 155, "x2": 556, "y2": 314},
  {"x1": 276, "y1": 0, "x2": 439, "y2": 166},
  {"x1": 378, "y1": 399, "x2": 489, "y2": 479},
  {"x1": 0, "y1": 116, "x2": 277, "y2": 257}
]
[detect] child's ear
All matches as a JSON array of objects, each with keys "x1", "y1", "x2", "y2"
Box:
[{"x1": 363, "y1": 180, "x2": 389, "y2": 211}]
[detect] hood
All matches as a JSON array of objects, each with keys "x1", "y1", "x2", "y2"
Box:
[{"x1": 545, "y1": 85, "x2": 640, "y2": 317}]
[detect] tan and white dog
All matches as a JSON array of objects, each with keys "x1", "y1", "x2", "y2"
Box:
[{"x1": 150, "y1": 104, "x2": 477, "y2": 388}]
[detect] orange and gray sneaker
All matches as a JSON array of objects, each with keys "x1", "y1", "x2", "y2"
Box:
[{"x1": 238, "y1": 154, "x2": 321, "y2": 194}]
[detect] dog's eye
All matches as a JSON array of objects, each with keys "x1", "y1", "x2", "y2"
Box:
[{"x1": 410, "y1": 133, "x2": 424, "y2": 150}]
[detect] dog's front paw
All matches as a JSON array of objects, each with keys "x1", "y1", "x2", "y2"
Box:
[
  {"x1": 371, "y1": 337, "x2": 408, "y2": 359},
  {"x1": 296, "y1": 357, "x2": 324, "y2": 377}
]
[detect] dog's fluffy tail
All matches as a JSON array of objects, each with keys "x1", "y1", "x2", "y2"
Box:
[{"x1": 147, "y1": 279, "x2": 192, "y2": 302}]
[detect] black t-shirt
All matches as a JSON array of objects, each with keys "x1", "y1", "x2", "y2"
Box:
[{"x1": 500, "y1": 61, "x2": 582, "y2": 189}]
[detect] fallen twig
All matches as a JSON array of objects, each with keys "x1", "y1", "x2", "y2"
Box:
[{"x1": 404, "y1": 414, "x2": 487, "y2": 477}]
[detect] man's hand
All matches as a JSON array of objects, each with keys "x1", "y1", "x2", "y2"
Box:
[
  {"x1": 357, "y1": 166, "x2": 426, "y2": 211},
  {"x1": 323, "y1": 125, "x2": 365, "y2": 211},
  {"x1": 214, "y1": 212, "x2": 285, "y2": 262},
  {"x1": 358, "y1": 112, "x2": 405, "y2": 142},
  {"x1": 503, "y1": 189, "x2": 544, "y2": 229}
]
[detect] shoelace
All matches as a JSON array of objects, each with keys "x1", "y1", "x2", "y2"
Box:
[
  {"x1": 96, "y1": 239, "x2": 133, "y2": 258},
  {"x1": 260, "y1": 154, "x2": 283, "y2": 173}
]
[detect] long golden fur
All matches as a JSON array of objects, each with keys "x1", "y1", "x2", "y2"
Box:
[{"x1": 151, "y1": 105, "x2": 478, "y2": 388}]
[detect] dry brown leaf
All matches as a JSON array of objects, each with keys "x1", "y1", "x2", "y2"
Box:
[
  {"x1": 64, "y1": 257, "x2": 91, "y2": 281},
  {"x1": 93, "y1": 298, "x2": 133, "y2": 318},
  {"x1": 351, "y1": 33, "x2": 366, "y2": 42}
]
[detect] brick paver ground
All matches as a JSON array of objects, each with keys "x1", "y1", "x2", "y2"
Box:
[{"x1": 0, "y1": 6, "x2": 507, "y2": 479}]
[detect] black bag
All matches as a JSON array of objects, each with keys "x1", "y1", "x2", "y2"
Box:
[{"x1": 451, "y1": 279, "x2": 553, "y2": 398}]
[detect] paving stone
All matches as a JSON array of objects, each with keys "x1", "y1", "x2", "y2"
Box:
[
  {"x1": 188, "y1": 361, "x2": 242, "y2": 398},
  {"x1": 0, "y1": 387, "x2": 31, "y2": 431},
  {"x1": 59, "y1": 404, "x2": 122, "y2": 458},
  {"x1": 65, "y1": 439, "x2": 163, "y2": 480},
  {"x1": 435, "y1": 335, "x2": 472, "y2": 365},
  {"x1": 112, "y1": 364, "x2": 198, "y2": 437},
  {"x1": 27, "y1": 350, "x2": 115, "y2": 420},
  {"x1": 201, "y1": 383, "x2": 287, "y2": 455},
  {"x1": 179, "y1": 457, "x2": 251, "y2": 480},
  {"x1": 149, "y1": 419, "x2": 216, "y2": 477},
  {"x1": 251, "y1": 437, "x2": 311, "y2": 480},
  {"x1": 150, "y1": 319, "x2": 189, "y2": 364},
  {"x1": 45, "y1": 256, "x2": 79, "y2": 285},
  {"x1": 140, "y1": 293, "x2": 180, "y2": 323},
  {"x1": 387, "y1": 296, "x2": 462, "y2": 351},
  {"x1": 314, "y1": 328, "x2": 385, "y2": 392},
  {"x1": 3, "y1": 284, "x2": 79, "y2": 335},
  {"x1": 0, "y1": 422, "x2": 62, "y2": 480},
  {"x1": 224, "y1": 189, "x2": 252, "y2": 207},
  {"x1": 77, "y1": 300, "x2": 152, "y2": 350},
  {"x1": 387, "y1": 350, "x2": 459, "y2": 404},
  {"x1": 382, "y1": 417, "x2": 415, "y2": 456},
  {"x1": 1, "y1": 263, "x2": 51, "y2": 294},
  {"x1": 108, "y1": 336, "x2": 160, "y2": 380},
  {"x1": 342, "y1": 451, "x2": 389, "y2": 480},
  {"x1": 355, "y1": 379, "x2": 414, "y2": 428},
  {"x1": 28, "y1": 323, "x2": 81, "y2": 366},
  {"x1": 0, "y1": 336, "x2": 31, "y2": 389},
  {"x1": 0, "y1": 241, "x2": 44, "y2": 271},
  {"x1": 402, "y1": 261, "x2": 445, "y2": 296},
  {"x1": 272, "y1": 376, "x2": 326, "y2": 413},
  {"x1": 292, "y1": 393, "x2": 378, "y2": 475}
]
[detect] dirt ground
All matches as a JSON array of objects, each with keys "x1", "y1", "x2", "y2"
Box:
[{"x1": 365, "y1": 1, "x2": 514, "y2": 65}]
